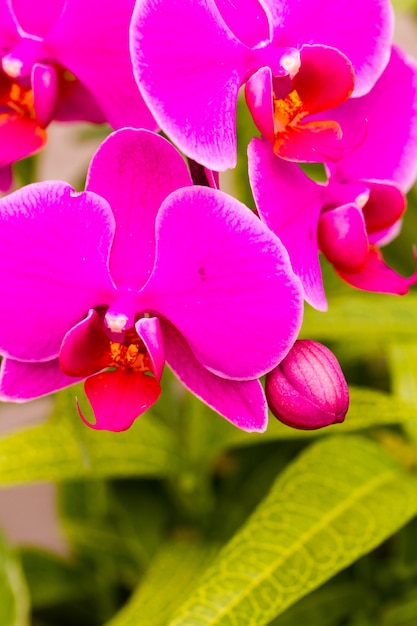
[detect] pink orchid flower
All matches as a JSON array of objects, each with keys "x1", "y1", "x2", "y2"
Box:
[
  {"x1": 0, "y1": 0, "x2": 156, "y2": 189},
  {"x1": 249, "y1": 47, "x2": 417, "y2": 310},
  {"x1": 0, "y1": 128, "x2": 303, "y2": 432},
  {"x1": 130, "y1": 0, "x2": 393, "y2": 170}
]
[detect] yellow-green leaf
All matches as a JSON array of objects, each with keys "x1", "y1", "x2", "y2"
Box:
[
  {"x1": 106, "y1": 540, "x2": 217, "y2": 626},
  {"x1": 302, "y1": 293, "x2": 417, "y2": 342},
  {"x1": 168, "y1": 436, "x2": 417, "y2": 626},
  {"x1": 0, "y1": 534, "x2": 29, "y2": 626},
  {"x1": 0, "y1": 388, "x2": 179, "y2": 485}
]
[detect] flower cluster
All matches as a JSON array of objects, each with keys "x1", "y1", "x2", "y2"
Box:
[{"x1": 0, "y1": 0, "x2": 415, "y2": 432}]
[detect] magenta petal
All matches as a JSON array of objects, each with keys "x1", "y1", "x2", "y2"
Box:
[
  {"x1": 294, "y1": 45, "x2": 354, "y2": 114},
  {"x1": 0, "y1": 182, "x2": 116, "y2": 361},
  {"x1": 337, "y1": 246, "x2": 416, "y2": 295},
  {"x1": 136, "y1": 317, "x2": 165, "y2": 381},
  {"x1": 214, "y1": 0, "x2": 270, "y2": 46},
  {"x1": 248, "y1": 137, "x2": 327, "y2": 310},
  {"x1": 130, "y1": 0, "x2": 253, "y2": 170},
  {"x1": 32, "y1": 63, "x2": 59, "y2": 127},
  {"x1": 0, "y1": 113, "x2": 45, "y2": 166},
  {"x1": 318, "y1": 203, "x2": 369, "y2": 273},
  {"x1": 361, "y1": 179, "x2": 406, "y2": 235},
  {"x1": 262, "y1": 0, "x2": 393, "y2": 96},
  {"x1": 329, "y1": 46, "x2": 417, "y2": 191},
  {"x1": 54, "y1": 77, "x2": 106, "y2": 123},
  {"x1": 86, "y1": 128, "x2": 192, "y2": 290},
  {"x1": 0, "y1": 1, "x2": 19, "y2": 49},
  {"x1": 82, "y1": 369, "x2": 161, "y2": 432},
  {"x1": 368, "y1": 219, "x2": 402, "y2": 248},
  {"x1": 11, "y1": 0, "x2": 65, "y2": 37},
  {"x1": 275, "y1": 121, "x2": 344, "y2": 163},
  {"x1": 60, "y1": 310, "x2": 110, "y2": 378},
  {"x1": 245, "y1": 66, "x2": 275, "y2": 141},
  {"x1": 326, "y1": 181, "x2": 370, "y2": 208},
  {"x1": 140, "y1": 185, "x2": 303, "y2": 379},
  {"x1": 163, "y1": 321, "x2": 268, "y2": 432},
  {"x1": 45, "y1": 0, "x2": 156, "y2": 130},
  {"x1": 0, "y1": 357, "x2": 80, "y2": 401}
]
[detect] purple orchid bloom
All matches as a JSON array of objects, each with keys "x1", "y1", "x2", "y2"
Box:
[
  {"x1": 0, "y1": 0, "x2": 156, "y2": 189},
  {"x1": 0, "y1": 128, "x2": 303, "y2": 432},
  {"x1": 130, "y1": 0, "x2": 393, "y2": 170},
  {"x1": 249, "y1": 46, "x2": 417, "y2": 310}
]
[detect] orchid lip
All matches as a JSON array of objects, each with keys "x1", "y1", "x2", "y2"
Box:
[{"x1": 59, "y1": 308, "x2": 156, "y2": 380}]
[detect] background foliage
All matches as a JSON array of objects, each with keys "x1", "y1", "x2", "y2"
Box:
[{"x1": 1, "y1": 3, "x2": 417, "y2": 625}]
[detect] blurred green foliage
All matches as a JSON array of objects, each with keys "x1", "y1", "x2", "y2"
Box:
[{"x1": 2, "y1": 6, "x2": 417, "y2": 626}]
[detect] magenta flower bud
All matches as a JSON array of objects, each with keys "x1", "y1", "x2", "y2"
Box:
[{"x1": 265, "y1": 340, "x2": 349, "y2": 430}]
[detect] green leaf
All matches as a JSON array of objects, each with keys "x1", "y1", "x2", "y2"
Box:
[
  {"x1": 105, "y1": 540, "x2": 217, "y2": 626},
  {"x1": 19, "y1": 547, "x2": 91, "y2": 609},
  {"x1": 391, "y1": 0, "x2": 416, "y2": 12},
  {"x1": 269, "y1": 581, "x2": 366, "y2": 626},
  {"x1": 0, "y1": 387, "x2": 179, "y2": 484},
  {"x1": 381, "y1": 590, "x2": 417, "y2": 626},
  {"x1": 55, "y1": 479, "x2": 170, "y2": 618},
  {"x1": 301, "y1": 293, "x2": 417, "y2": 342},
  {"x1": 167, "y1": 436, "x2": 417, "y2": 626},
  {"x1": 0, "y1": 533, "x2": 29, "y2": 626},
  {"x1": 386, "y1": 343, "x2": 417, "y2": 447}
]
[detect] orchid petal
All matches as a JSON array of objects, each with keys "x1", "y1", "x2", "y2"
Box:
[
  {"x1": 59, "y1": 310, "x2": 110, "y2": 378},
  {"x1": 163, "y1": 320, "x2": 268, "y2": 432},
  {"x1": 11, "y1": 0, "x2": 65, "y2": 37},
  {"x1": 337, "y1": 246, "x2": 417, "y2": 294},
  {"x1": 248, "y1": 137, "x2": 326, "y2": 310},
  {"x1": 136, "y1": 317, "x2": 165, "y2": 381},
  {"x1": 245, "y1": 66, "x2": 275, "y2": 141},
  {"x1": 45, "y1": 0, "x2": 156, "y2": 130},
  {"x1": 0, "y1": 112, "x2": 45, "y2": 166},
  {"x1": 368, "y1": 219, "x2": 402, "y2": 248},
  {"x1": 294, "y1": 45, "x2": 354, "y2": 114},
  {"x1": 53, "y1": 76, "x2": 106, "y2": 123},
  {"x1": 140, "y1": 185, "x2": 303, "y2": 379},
  {"x1": 32, "y1": 62, "x2": 59, "y2": 127},
  {"x1": 261, "y1": 0, "x2": 393, "y2": 96},
  {"x1": 361, "y1": 179, "x2": 406, "y2": 235},
  {"x1": 86, "y1": 128, "x2": 192, "y2": 290},
  {"x1": 214, "y1": 0, "x2": 270, "y2": 46},
  {"x1": 0, "y1": 1, "x2": 19, "y2": 49},
  {"x1": 324, "y1": 180, "x2": 370, "y2": 208},
  {"x1": 318, "y1": 203, "x2": 369, "y2": 273},
  {"x1": 0, "y1": 357, "x2": 80, "y2": 401},
  {"x1": 328, "y1": 46, "x2": 417, "y2": 191},
  {"x1": 130, "y1": 0, "x2": 253, "y2": 170},
  {"x1": 0, "y1": 182, "x2": 116, "y2": 361},
  {"x1": 274, "y1": 120, "x2": 344, "y2": 163},
  {"x1": 82, "y1": 369, "x2": 161, "y2": 432}
]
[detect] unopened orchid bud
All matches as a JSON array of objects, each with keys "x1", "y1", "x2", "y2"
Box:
[{"x1": 265, "y1": 340, "x2": 349, "y2": 430}]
